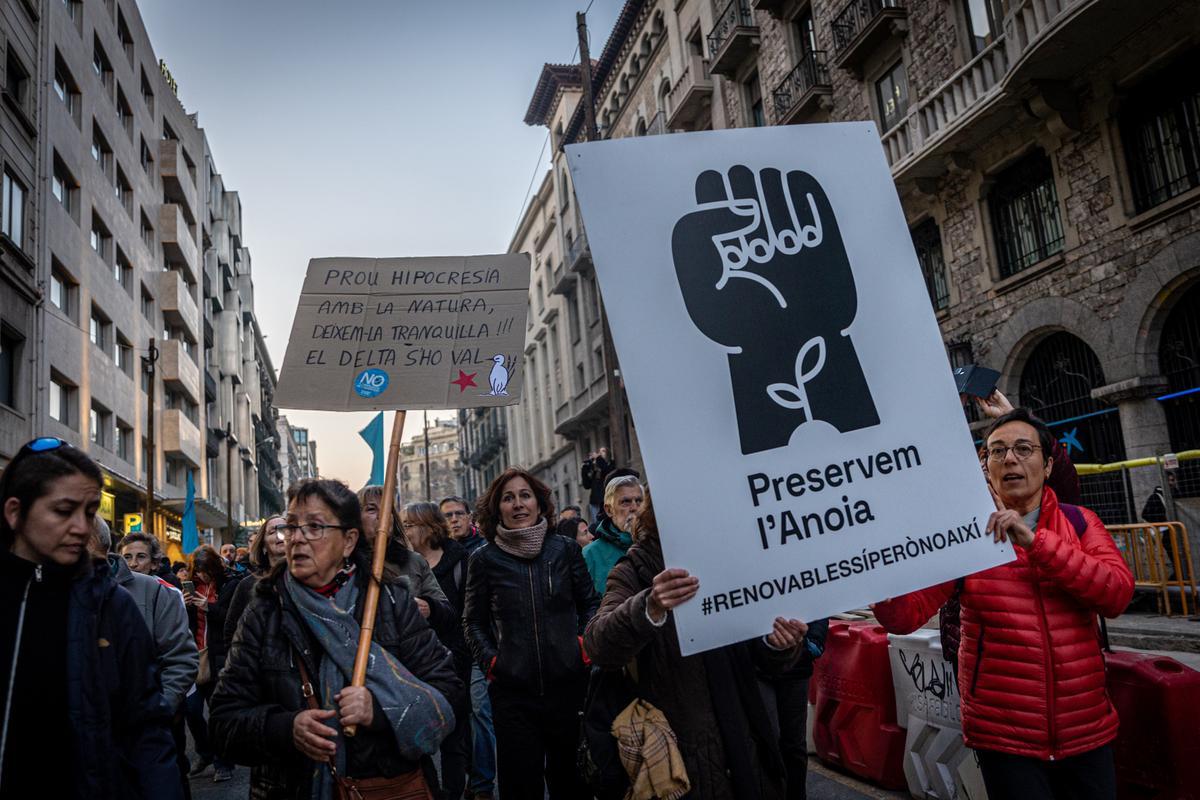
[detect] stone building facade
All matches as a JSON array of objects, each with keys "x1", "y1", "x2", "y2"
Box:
[
  {"x1": 401, "y1": 418, "x2": 462, "y2": 504},
  {"x1": 513, "y1": 0, "x2": 1200, "y2": 536},
  {"x1": 0, "y1": 0, "x2": 282, "y2": 554}
]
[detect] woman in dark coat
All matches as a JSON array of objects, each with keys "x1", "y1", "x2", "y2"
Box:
[
  {"x1": 210, "y1": 478, "x2": 462, "y2": 800},
  {"x1": 402, "y1": 501, "x2": 473, "y2": 800},
  {"x1": 0, "y1": 438, "x2": 180, "y2": 799},
  {"x1": 463, "y1": 467, "x2": 600, "y2": 800},
  {"x1": 583, "y1": 489, "x2": 808, "y2": 800}
]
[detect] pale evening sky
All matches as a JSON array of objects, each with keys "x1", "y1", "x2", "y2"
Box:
[{"x1": 138, "y1": 0, "x2": 622, "y2": 486}]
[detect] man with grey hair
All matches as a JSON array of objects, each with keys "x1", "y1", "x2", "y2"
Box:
[
  {"x1": 94, "y1": 518, "x2": 198, "y2": 797},
  {"x1": 582, "y1": 474, "x2": 644, "y2": 594}
]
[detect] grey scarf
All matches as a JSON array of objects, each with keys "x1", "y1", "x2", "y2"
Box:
[
  {"x1": 494, "y1": 517, "x2": 548, "y2": 559},
  {"x1": 283, "y1": 570, "x2": 455, "y2": 800}
]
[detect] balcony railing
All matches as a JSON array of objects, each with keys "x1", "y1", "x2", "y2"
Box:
[
  {"x1": 831, "y1": 0, "x2": 907, "y2": 72},
  {"x1": 667, "y1": 54, "x2": 714, "y2": 130},
  {"x1": 772, "y1": 50, "x2": 832, "y2": 124},
  {"x1": 566, "y1": 232, "x2": 591, "y2": 274},
  {"x1": 707, "y1": 0, "x2": 759, "y2": 77}
]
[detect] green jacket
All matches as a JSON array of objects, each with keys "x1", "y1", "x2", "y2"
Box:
[{"x1": 582, "y1": 520, "x2": 633, "y2": 595}]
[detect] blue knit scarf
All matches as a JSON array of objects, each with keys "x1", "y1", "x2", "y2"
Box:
[{"x1": 283, "y1": 570, "x2": 455, "y2": 800}]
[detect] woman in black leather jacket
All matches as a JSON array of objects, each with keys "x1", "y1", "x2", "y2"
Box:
[
  {"x1": 209, "y1": 478, "x2": 462, "y2": 799},
  {"x1": 463, "y1": 467, "x2": 599, "y2": 800}
]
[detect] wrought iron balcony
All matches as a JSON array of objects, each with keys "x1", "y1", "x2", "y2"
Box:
[
  {"x1": 667, "y1": 54, "x2": 713, "y2": 131},
  {"x1": 772, "y1": 50, "x2": 832, "y2": 124},
  {"x1": 752, "y1": 0, "x2": 786, "y2": 17},
  {"x1": 831, "y1": 0, "x2": 907, "y2": 75},
  {"x1": 550, "y1": 258, "x2": 576, "y2": 297},
  {"x1": 707, "y1": 0, "x2": 759, "y2": 78}
]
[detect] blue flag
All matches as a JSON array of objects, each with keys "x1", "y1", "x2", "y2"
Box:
[
  {"x1": 182, "y1": 470, "x2": 200, "y2": 554},
  {"x1": 359, "y1": 412, "x2": 385, "y2": 487}
]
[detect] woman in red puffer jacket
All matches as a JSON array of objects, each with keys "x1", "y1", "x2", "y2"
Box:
[{"x1": 874, "y1": 407, "x2": 1133, "y2": 800}]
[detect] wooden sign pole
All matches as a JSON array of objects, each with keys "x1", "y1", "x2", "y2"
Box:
[{"x1": 344, "y1": 408, "x2": 406, "y2": 737}]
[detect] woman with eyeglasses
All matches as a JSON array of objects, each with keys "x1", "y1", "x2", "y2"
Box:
[
  {"x1": 0, "y1": 438, "x2": 180, "y2": 798},
  {"x1": 873, "y1": 408, "x2": 1134, "y2": 800},
  {"x1": 210, "y1": 478, "x2": 461, "y2": 799},
  {"x1": 463, "y1": 467, "x2": 600, "y2": 800}
]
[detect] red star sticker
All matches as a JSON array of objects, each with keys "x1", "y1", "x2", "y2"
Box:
[{"x1": 451, "y1": 370, "x2": 477, "y2": 392}]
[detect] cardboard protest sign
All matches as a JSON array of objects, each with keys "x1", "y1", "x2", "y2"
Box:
[
  {"x1": 275, "y1": 255, "x2": 530, "y2": 411},
  {"x1": 567, "y1": 123, "x2": 1010, "y2": 655}
]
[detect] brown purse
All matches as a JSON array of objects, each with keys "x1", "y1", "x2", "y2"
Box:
[{"x1": 294, "y1": 651, "x2": 434, "y2": 800}]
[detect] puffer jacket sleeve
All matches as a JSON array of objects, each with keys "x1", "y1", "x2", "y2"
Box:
[
  {"x1": 570, "y1": 539, "x2": 601, "y2": 634},
  {"x1": 152, "y1": 581, "x2": 198, "y2": 710},
  {"x1": 386, "y1": 584, "x2": 464, "y2": 723},
  {"x1": 209, "y1": 598, "x2": 301, "y2": 766},
  {"x1": 462, "y1": 550, "x2": 498, "y2": 672},
  {"x1": 1026, "y1": 507, "x2": 1134, "y2": 617},
  {"x1": 583, "y1": 557, "x2": 659, "y2": 669},
  {"x1": 872, "y1": 580, "x2": 957, "y2": 635},
  {"x1": 109, "y1": 587, "x2": 183, "y2": 800}
]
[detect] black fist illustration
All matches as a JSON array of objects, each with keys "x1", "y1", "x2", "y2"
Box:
[{"x1": 671, "y1": 165, "x2": 879, "y2": 454}]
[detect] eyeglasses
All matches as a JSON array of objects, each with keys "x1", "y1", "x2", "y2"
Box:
[
  {"x1": 277, "y1": 523, "x2": 346, "y2": 542},
  {"x1": 443, "y1": 510, "x2": 468, "y2": 518},
  {"x1": 986, "y1": 442, "x2": 1042, "y2": 462}
]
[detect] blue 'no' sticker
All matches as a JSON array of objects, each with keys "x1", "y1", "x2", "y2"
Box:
[{"x1": 354, "y1": 368, "x2": 389, "y2": 398}]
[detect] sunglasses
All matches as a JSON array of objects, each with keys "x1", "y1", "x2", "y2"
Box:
[{"x1": 23, "y1": 437, "x2": 69, "y2": 455}]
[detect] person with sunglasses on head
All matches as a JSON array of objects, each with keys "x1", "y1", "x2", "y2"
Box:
[
  {"x1": 873, "y1": 409, "x2": 1134, "y2": 800},
  {"x1": 210, "y1": 478, "x2": 461, "y2": 799},
  {"x1": 0, "y1": 437, "x2": 181, "y2": 799}
]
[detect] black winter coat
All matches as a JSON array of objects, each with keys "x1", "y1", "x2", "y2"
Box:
[
  {"x1": 209, "y1": 569, "x2": 463, "y2": 800},
  {"x1": 0, "y1": 551, "x2": 180, "y2": 799},
  {"x1": 463, "y1": 531, "x2": 599, "y2": 695}
]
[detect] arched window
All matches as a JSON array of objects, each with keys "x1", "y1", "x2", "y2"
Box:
[
  {"x1": 659, "y1": 79, "x2": 672, "y2": 116},
  {"x1": 635, "y1": 117, "x2": 647, "y2": 137},
  {"x1": 1159, "y1": 282, "x2": 1200, "y2": 494},
  {"x1": 1020, "y1": 332, "x2": 1128, "y2": 519}
]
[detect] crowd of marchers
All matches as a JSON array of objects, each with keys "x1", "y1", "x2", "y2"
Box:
[{"x1": 0, "y1": 391, "x2": 1136, "y2": 800}]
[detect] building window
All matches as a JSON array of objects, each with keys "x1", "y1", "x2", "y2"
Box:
[
  {"x1": 116, "y1": 10, "x2": 135, "y2": 63},
  {"x1": 989, "y1": 150, "x2": 1064, "y2": 278},
  {"x1": 52, "y1": 156, "x2": 78, "y2": 216},
  {"x1": 91, "y1": 124, "x2": 113, "y2": 179},
  {"x1": 745, "y1": 70, "x2": 765, "y2": 127},
  {"x1": 875, "y1": 60, "x2": 909, "y2": 132},
  {"x1": 90, "y1": 307, "x2": 111, "y2": 353},
  {"x1": 116, "y1": 420, "x2": 133, "y2": 461},
  {"x1": 90, "y1": 214, "x2": 112, "y2": 262},
  {"x1": 140, "y1": 209, "x2": 154, "y2": 249},
  {"x1": 50, "y1": 375, "x2": 74, "y2": 426},
  {"x1": 116, "y1": 89, "x2": 134, "y2": 139},
  {"x1": 1120, "y1": 54, "x2": 1200, "y2": 214},
  {"x1": 92, "y1": 37, "x2": 112, "y2": 91},
  {"x1": 140, "y1": 136, "x2": 154, "y2": 173},
  {"x1": 115, "y1": 335, "x2": 133, "y2": 376},
  {"x1": 50, "y1": 263, "x2": 76, "y2": 319},
  {"x1": 911, "y1": 219, "x2": 950, "y2": 311},
  {"x1": 115, "y1": 168, "x2": 133, "y2": 215},
  {"x1": 962, "y1": 0, "x2": 1002, "y2": 56},
  {"x1": 141, "y1": 285, "x2": 154, "y2": 320},
  {"x1": 795, "y1": 8, "x2": 816, "y2": 55},
  {"x1": 4, "y1": 49, "x2": 30, "y2": 113},
  {"x1": 140, "y1": 67, "x2": 155, "y2": 112},
  {"x1": 2, "y1": 172, "x2": 26, "y2": 248},
  {"x1": 53, "y1": 54, "x2": 81, "y2": 123},
  {"x1": 115, "y1": 247, "x2": 133, "y2": 292},
  {"x1": 946, "y1": 341, "x2": 980, "y2": 423},
  {"x1": 90, "y1": 402, "x2": 112, "y2": 448},
  {"x1": 0, "y1": 327, "x2": 20, "y2": 409}
]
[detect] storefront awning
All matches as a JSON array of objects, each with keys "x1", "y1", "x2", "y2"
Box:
[{"x1": 159, "y1": 496, "x2": 229, "y2": 530}]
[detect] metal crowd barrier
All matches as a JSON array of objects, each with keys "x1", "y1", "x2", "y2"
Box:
[{"x1": 1106, "y1": 522, "x2": 1198, "y2": 616}]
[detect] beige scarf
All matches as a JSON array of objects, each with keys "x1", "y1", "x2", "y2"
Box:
[{"x1": 494, "y1": 517, "x2": 548, "y2": 559}]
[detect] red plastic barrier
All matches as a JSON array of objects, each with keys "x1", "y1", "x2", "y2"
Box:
[
  {"x1": 811, "y1": 620, "x2": 907, "y2": 790},
  {"x1": 1106, "y1": 651, "x2": 1200, "y2": 800}
]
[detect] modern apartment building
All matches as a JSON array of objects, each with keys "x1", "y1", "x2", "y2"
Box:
[
  {"x1": 400, "y1": 418, "x2": 462, "y2": 504},
  {"x1": 506, "y1": 0, "x2": 1200, "y2": 528},
  {"x1": 276, "y1": 415, "x2": 318, "y2": 488},
  {"x1": 0, "y1": 0, "x2": 282, "y2": 556}
]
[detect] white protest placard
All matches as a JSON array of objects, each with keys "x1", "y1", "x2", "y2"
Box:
[
  {"x1": 567, "y1": 123, "x2": 1010, "y2": 655},
  {"x1": 274, "y1": 255, "x2": 530, "y2": 411}
]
